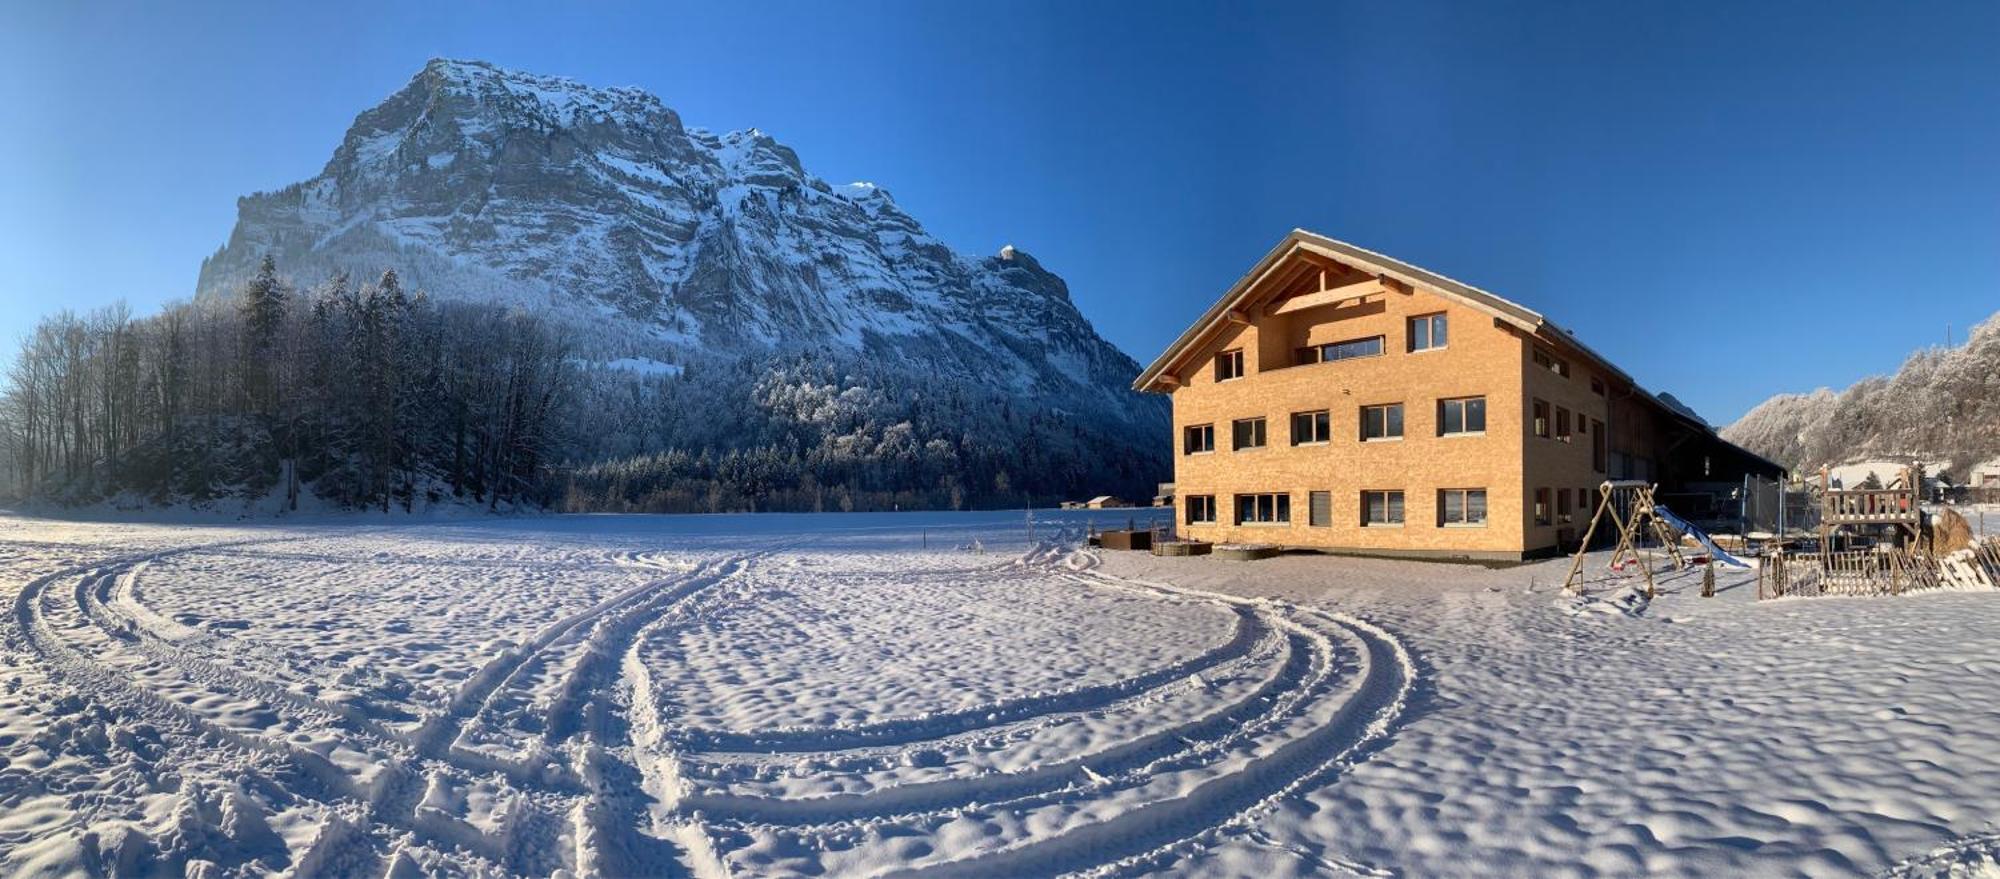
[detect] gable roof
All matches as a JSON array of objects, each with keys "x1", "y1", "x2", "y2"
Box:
[
  {"x1": 1134, "y1": 229, "x2": 1786, "y2": 474},
  {"x1": 1134, "y1": 229, "x2": 1640, "y2": 393}
]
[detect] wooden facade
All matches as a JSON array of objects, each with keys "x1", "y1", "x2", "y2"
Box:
[{"x1": 1135, "y1": 230, "x2": 1784, "y2": 560}]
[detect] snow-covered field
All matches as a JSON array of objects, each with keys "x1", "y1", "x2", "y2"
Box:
[{"x1": 3, "y1": 509, "x2": 2000, "y2": 877}]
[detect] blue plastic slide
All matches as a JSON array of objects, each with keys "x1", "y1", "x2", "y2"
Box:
[{"x1": 1653, "y1": 504, "x2": 1749, "y2": 568}]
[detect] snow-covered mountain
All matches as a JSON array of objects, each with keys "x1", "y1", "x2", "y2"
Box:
[
  {"x1": 195, "y1": 59, "x2": 1166, "y2": 505},
  {"x1": 1722, "y1": 310, "x2": 2000, "y2": 479},
  {"x1": 197, "y1": 59, "x2": 1148, "y2": 404}
]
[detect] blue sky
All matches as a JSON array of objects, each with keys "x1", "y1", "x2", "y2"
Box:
[{"x1": 2, "y1": 1, "x2": 1996, "y2": 424}]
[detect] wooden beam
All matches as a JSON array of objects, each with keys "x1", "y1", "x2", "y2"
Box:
[
  {"x1": 1156, "y1": 374, "x2": 1181, "y2": 390},
  {"x1": 1377, "y1": 274, "x2": 1413, "y2": 295},
  {"x1": 1224, "y1": 309, "x2": 1250, "y2": 326},
  {"x1": 1267, "y1": 277, "x2": 1388, "y2": 316}
]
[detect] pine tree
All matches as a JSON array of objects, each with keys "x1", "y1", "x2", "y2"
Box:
[{"x1": 238, "y1": 255, "x2": 287, "y2": 418}]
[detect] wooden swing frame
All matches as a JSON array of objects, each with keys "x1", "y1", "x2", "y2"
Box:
[{"x1": 1561, "y1": 480, "x2": 1686, "y2": 597}]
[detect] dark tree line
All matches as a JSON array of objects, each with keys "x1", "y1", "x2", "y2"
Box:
[
  {"x1": 0, "y1": 258, "x2": 571, "y2": 511},
  {"x1": 0, "y1": 260, "x2": 1168, "y2": 514}
]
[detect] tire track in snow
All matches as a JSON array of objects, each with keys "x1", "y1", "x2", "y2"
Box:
[
  {"x1": 668, "y1": 535, "x2": 1412, "y2": 878},
  {"x1": 572, "y1": 544, "x2": 795, "y2": 879},
  {"x1": 681, "y1": 602, "x2": 1265, "y2": 754},
  {"x1": 14, "y1": 535, "x2": 712, "y2": 876},
  {"x1": 10, "y1": 540, "x2": 417, "y2": 874}
]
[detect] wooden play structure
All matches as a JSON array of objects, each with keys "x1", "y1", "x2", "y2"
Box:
[
  {"x1": 1753, "y1": 464, "x2": 2000, "y2": 599},
  {"x1": 1561, "y1": 481, "x2": 1687, "y2": 597},
  {"x1": 1818, "y1": 464, "x2": 1923, "y2": 548}
]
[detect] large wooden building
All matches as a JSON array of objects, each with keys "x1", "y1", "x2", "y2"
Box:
[{"x1": 1135, "y1": 230, "x2": 1782, "y2": 560}]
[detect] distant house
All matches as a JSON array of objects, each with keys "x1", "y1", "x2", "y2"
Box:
[
  {"x1": 1153, "y1": 483, "x2": 1176, "y2": 507},
  {"x1": 1134, "y1": 229, "x2": 1784, "y2": 560},
  {"x1": 1085, "y1": 495, "x2": 1130, "y2": 509},
  {"x1": 1973, "y1": 458, "x2": 2000, "y2": 489}
]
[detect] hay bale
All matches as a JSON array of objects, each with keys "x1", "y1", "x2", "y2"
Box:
[{"x1": 1932, "y1": 508, "x2": 1976, "y2": 555}]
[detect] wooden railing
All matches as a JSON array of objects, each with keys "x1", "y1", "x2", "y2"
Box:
[{"x1": 1822, "y1": 488, "x2": 1919, "y2": 524}]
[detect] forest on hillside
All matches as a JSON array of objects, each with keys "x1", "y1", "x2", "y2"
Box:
[
  {"x1": 0, "y1": 260, "x2": 1164, "y2": 514},
  {"x1": 1722, "y1": 310, "x2": 2000, "y2": 477}
]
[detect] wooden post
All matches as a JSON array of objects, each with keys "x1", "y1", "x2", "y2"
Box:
[{"x1": 1702, "y1": 561, "x2": 1716, "y2": 598}]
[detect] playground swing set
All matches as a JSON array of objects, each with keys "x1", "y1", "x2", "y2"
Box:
[{"x1": 1561, "y1": 480, "x2": 1747, "y2": 597}]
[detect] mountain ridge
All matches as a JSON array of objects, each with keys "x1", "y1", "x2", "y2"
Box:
[
  {"x1": 1722, "y1": 310, "x2": 2000, "y2": 479},
  {"x1": 183, "y1": 58, "x2": 1167, "y2": 508},
  {"x1": 195, "y1": 59, "x2": 1142, "y2": 395}
]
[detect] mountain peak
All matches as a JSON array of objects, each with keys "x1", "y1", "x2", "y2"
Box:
[{"x1": 199, "y1": 58, "x2": 1151, "y2": 406}]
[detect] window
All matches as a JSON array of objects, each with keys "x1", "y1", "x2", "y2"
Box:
[
  {"x1": 1557, "y1": 488, "x2": 1573, "y2": 523},
  {"x1": 1362, "y1": 490, "x2": 1405, "y2": 527},
  {"x1": 1183, "y1": 423, "x2": 1215, "y2": 455},
  {"x1": 1578, "y1": 487, "x2": 1593, "y2": 515},
  {"x1": 1534, "y1": 488, "x2": 1552, "y2": 526},
  {"x1": 1290, "y1": 410, "x2": 1331, "y2": 445},
  {"x1": 1215, "y1": 349, "x2": 1244, "y2": 382},
  {"x1": 1438, "y1": 397, "x2": 1486, "y2": 436},
  {"x1": 1360, "y1": 404, "x2": 1404, "y2": 441},
  {"x1": 1297, "y1": 335, "x2": 1385, "y2": 365},
  {"x1": 1186, "y1": 494, "x2": 1217, "y2": 525},
  {"x1": 1591, "y1": 420, "x2": 1607, "y2": 472},
  {"x1": 1408, "y1": 313, "x2": 1448, "y2": 352},
  {"x1": 1577, "y1": 417, "x2": 1587, "y2": 436},
  {"x1": 1236, "y1": 492, "x2": 1290, "y2": 525},
  {"x1": 1534, "y1": 348, "x2": 1570, "y2": 378},
  {"x1": 1556, "y1": 407, "x2": 1572, "y2": 442},
  {"x1": 1232, "y1": 417, "x2": 1267, "y2": 450},
  {"x1": 1532, "y1": 399, "x2": 1551, "y2": 438},
  {"x1": 1439, "y1": 489, "x2": 1487, "y2": 526},
  {"x1": 1591, "y1": 376, "x2": 1606, "y2": 396},
  {"x1": 1309, "y1": 491, "x2": 1332, "y2": 527}
]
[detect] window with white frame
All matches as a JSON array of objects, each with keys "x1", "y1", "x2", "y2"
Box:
[
  {"x1": 1183, "y1": 423, "x2": 1215, "y2": 454},
  {"x1": 1186, "y1": 494, "x2": 1217, "y2": 525},
  {"x1": 1232, "y1": 417, "x2": 1267, "y2": 450},
  {"x1": 1296, "y1": 335, "x2": 1385, "y2": 365},
  {"x1": 1290, "y1": 410, "x2": 1331, "y2": 445},
  {"x1": 1408, "y1": 313, "x2": 1447, "y2": 351},
  {"x1": 1361, "y1": 403, "x2": 1404, "y2": 441},
  {"x1": 1438, "y1": 396, "x2": 1486, "y2": 436},
  {"x1": 1361, "y1": 490, "x2": 1405, "y2": 526},
  {"x1": 1215, "y1": 348, "x2": 1245, "y2": 381},
  {"x1": 1235, "y1": 492, "x2": 1290, "y2": 525},
  {"x1": 1439, "y1": 488, "x2": 1487, "y2": 526}
]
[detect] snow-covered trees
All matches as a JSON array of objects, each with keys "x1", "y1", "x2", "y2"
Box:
[
  {"x1": 0, "y1": 260, "x2": 1167, "y2": 513},
  {"x1": 0, "y1": 263, "x2": 571, "y2": 511},
  {"x1": 1723, "y1": 310, "x2": 2000, "y2": 477}
]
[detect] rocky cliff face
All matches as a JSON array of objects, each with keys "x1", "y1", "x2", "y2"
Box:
[{"x1": 198, "y1": 59, "x2": 1153, "y2": 410}]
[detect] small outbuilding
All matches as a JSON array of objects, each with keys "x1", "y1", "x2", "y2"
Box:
[{"x1": 1086, "y1": 495, "x2": 1131, "y2": 509}]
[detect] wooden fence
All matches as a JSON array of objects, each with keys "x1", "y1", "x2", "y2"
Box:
[{"x1": 1759, "y1": 538, "x2": 2000, "y2": 600}]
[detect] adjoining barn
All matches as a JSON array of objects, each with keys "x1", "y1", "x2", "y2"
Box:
[{"x1": 1135, "y1": 229, "x2": 1784, "y2": 560}]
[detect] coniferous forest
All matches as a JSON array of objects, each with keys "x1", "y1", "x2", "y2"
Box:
[{"x1": 0, "y1": 259, "x2": 1166, "y2": 514}]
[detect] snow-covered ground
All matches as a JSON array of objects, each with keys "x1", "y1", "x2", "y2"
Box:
[{"x1": 3, "y1": 509, "x2": 1999, "y2": 877}]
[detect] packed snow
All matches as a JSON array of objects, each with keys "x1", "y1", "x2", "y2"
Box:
[{"x1": 4, "y1": 509, "x2": 2000, "y2": 876}]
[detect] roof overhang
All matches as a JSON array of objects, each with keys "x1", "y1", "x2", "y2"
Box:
[{"x1": 1135, "y1": 230, "x2": 1582, "y2": 393}]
